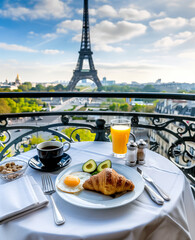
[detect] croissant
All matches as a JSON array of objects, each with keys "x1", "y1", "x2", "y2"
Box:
[{"x1": 83, "y1": 168, "x2": 135, "y2": 195}]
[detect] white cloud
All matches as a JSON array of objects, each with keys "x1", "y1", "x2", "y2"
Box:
[
  {"x1": 0, "y1": 6, "x2": 30, "y2": 20},
  {"x1": 88, "y1": 5, "x2": 165, "y2": 22},
  {"x1": 77, "y1": 4, "x2": 164, "y2": 23},
  {"x1": 28, "y1": 31, "x2": 39, "y2": 38},
  {"x1": 41, "y1": 49, "x2": 64, "y2": 54},
  {"x1": 150, "y1": 17, "x2": 188, "y2": 30},
  {"x1": 57, "y1": 20, "x2": 82, "y2": 33},
  {"x1": 97, "y1": 61, "x2": 167, "y2": 70},
  {"x1": 90, "y1": 18, "x2": 97, "y2": 24},
  {"x1": 165, "y1": 0, "x2": 184, "y2": 7},
  {"x1": 0, "y1": 42, "x2": 64, "y2": 55},
  {"x1": 119, "y1": 8, "x2": 151, "y2": 21},
  {"x1": 72, "y1": 20, "x2": 147, "y2": 52},
  {"x1": 0, "y1": 42, "x2": 37, "y2": 52},
  {"x1": 154, "y1": 31, "x2": 194, "y2": 49},
  {"x1": 94, "y1": 0, "x2": 109, "y2": 3},
  {"x1": 0, "y1": 0, "x2": 70, "y2": 20},
  {"x1": 154, "y1": 37, "x2": 186, "y2": 49},
  {"x1": 153, "y1": 12, "x2": 166, "y2": 18},
  {"x1": 77, "y1": 8, "x2": 97, "y2": 16},
  {"x1": 190, "y1": 17, "x2": 195, "y2": 26},
  {"x1": 92, "y1": 20, "x2": 147, "y2": 44},
  {"x1": 94, "y1": 45, "x2": 123, "y2": 52},
  {"x1": 42, "y1": 33, "x2": 57, "y2": 39},
  {"x1": 190, "y1": 0, "x2": 195, "y2": 8},
  {"x1": 141, "y1": 48, "x2": 159, "y2": 53},
  {"x1": 0, "y1": 60, "x2": 74, "y2": 83},
  {"x1": 178, "y1": 50, "x2": 195, "y2": 59},
  {"x1": 174, "y1": 31, "x2": 193, "y2": 38},
  {"x1": 88, "y1": 5, "x2": 117, "y2": 18},
  {"x1": 95, "y1": 5, "x2": 118, "y2": 18}
]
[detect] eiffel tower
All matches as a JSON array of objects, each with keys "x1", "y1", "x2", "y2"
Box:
[{"x1": 66, "y1": 0, "x2": 102, "y2": 91}]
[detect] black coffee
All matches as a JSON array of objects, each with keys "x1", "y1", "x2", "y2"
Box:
[{"x1": 41, "y1": 146, "x2": 59, "y2": 150}]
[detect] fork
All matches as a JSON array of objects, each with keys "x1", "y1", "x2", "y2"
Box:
[{"x1": 42, "y1": 174, "x2": 65, "y2": 225}]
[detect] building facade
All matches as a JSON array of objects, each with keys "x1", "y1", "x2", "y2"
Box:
[{"x1": 148, "y1": 99, "x2": 195, "y2": 166}]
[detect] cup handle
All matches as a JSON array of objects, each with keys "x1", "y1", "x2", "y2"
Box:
[{"x1": 63, "y1": 142, "x2": 71, "y2": 152}]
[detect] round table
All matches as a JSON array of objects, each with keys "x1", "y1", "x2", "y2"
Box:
[{"x1": 0, "y1": 141, "x2": 195, "y2": 240}]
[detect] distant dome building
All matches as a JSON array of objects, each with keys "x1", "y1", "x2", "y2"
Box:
[{"x1": 15, "y1": 74, "x2": 22, "y2": 85}]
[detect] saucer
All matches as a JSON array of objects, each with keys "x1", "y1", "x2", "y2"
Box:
[{"x1": 28, "y1": 153, "x2": 71, "y2": 172}]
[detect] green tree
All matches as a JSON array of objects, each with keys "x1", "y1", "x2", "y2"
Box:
[
  {"x1": 107, "y1": 98, "x2": 126, "y2": 104},
  {"x1": 62, "y1": 127, "x2": 95, "y2": 141},
  {"x1": 36, "y1": 84, "x2": 46, "y2": 91},
  {"x1": 144, "y1": 105, "x2": 155, "y2": 113},
  {"x1": 24, "y1": 82, "x2": 32, "y2": 89},
  {"x1": 18, "y1": 85, "x2": 28, "y2": 91},
  {"x1": 178, "y1": 90, "x2": 188, "y2": 93},
  {"x1": 141, "y1": 85, "x2": 159, "y2": 92},
  {"x1": 23, "y1": 136, "x2": 45, "y2": 152},
  {"x1": 0, "y1": 99, "x2": 11, "y2": 113},
  {"x1": 116, "y1": 103, "x2": 120, "y2": 111},
  {"x1": 18, "y1": 82, "x2": 32, "y2": 91},
  {"x1": 47, "y1": 85, "x2": 55, "y2": 92},
  {"x1": 109, "y1": 103, "x2": 117, "y2": 111},
  {"x1": 120, "y1": 103, "x2": 129, "y2": 111},
  {"x1": 54, "y1": 84, "x2": 64, "y2": 91},
  {"x1": 132, "y1": 104, "x2": 145, "y2": 112}
]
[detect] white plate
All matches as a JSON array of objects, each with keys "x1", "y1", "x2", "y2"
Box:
[{"x1": 55, "y1": 163, "x2": 144, "y2": 209}]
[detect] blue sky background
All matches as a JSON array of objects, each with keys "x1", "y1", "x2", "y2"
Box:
[{"x1": 0, "y1": 0, "x2": 195, "y2": 84}]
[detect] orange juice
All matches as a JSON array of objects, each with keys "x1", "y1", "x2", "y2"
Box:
[{"x1": 111, "y1": 125, "x2": 131, "y2": 155}]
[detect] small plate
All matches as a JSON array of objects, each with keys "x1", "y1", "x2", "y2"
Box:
[{"x1": 28, "y1": 153, "x2": 71, "y2": 172}]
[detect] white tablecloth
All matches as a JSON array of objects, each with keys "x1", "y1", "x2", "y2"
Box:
[{"x1": 0, "y1": 141, "x2": 195, "y2": 240}]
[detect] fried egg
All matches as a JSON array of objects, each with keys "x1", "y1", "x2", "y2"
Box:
[{"x1": 57, "y1": 171, "x2": 91, "y2": 193}]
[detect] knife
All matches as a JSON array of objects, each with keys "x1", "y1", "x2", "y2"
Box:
[
  {"x1": 137, "y1": 167, "x2": 170, "y2": 201},
  {"x1": 137, "y1": 167, "x2": 164, "y2": 205}
]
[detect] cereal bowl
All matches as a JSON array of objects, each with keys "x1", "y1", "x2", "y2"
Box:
[{"x1": 0, "y1": 159, "x2": 28, "y2": 181}]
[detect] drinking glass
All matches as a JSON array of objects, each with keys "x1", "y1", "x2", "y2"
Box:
[{"x1": 110, "y1": 118, "x2": 131, "y2": 158}]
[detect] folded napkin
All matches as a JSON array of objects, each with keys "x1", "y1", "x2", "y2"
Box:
[{"x1": 0, "y1": 175, "x2": 49, "y2": 224}]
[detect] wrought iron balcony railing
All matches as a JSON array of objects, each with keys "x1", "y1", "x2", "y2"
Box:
[{"x1": 0, "y1": 92, "x2": 194, "y2": 187}]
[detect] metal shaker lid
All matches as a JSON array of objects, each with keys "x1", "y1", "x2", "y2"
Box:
[
  {"x1": 127, "y1": 140, "x2": 137, "y2": 150},
  {"x1": 137, "y1": 139, "x2": 147, "y2": 149}
]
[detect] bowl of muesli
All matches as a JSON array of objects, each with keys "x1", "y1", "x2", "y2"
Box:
[{"x1": 0, "y1": 159, "x2": 28, "y2": 181}]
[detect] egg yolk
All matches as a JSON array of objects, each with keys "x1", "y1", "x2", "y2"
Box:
[{"x1": 64, "y1": 175, "x2": 80, "y2": 187}]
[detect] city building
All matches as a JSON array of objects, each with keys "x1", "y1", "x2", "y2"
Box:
[
  {"x1": 148, "y1": 99, "x2": 195, "y2": 166},
  {"x1": 0, "y1": 74, "x2": 22, "y2": 90},
  {"x1": 15, "y1": 74, "x2": 22, "y2": 85},
  {"x1": 101, "y1": 77, "x2": 115, "y2": 86}
]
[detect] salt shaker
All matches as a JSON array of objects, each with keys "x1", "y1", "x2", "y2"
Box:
[
  {"x1": 137, "y1": 139, "x2": 147, "y2": 165},
  {"x1": 126, "y1": 140, "x2": 137, "y2": 166}
]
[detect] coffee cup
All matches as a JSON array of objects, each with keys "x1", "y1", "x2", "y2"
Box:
[{"x1": 37, "y1": 141, "x2": 71, "y2": 167}]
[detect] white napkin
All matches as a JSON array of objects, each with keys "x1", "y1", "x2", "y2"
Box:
[{"x1": 0, "y1": 175, "x2": 48, "y2": 224}]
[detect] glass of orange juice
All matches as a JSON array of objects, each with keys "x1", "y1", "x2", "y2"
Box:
[{"x1": 111, "y1": 118, "x2": 131, "y2": 158}]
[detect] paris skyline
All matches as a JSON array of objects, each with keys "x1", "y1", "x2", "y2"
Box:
[{"x1": 0, "y1": 0, "x2": 195, "y2": 85}]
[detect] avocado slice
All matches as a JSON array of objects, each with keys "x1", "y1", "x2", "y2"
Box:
[
  {"x1": 82, "y1": 159, "x2": 97, "y2": 173},
  {"x1": 97, "y1": 159, "x2": 112, "y2": 173}
]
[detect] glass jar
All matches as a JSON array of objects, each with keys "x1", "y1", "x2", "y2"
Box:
[
  {"x1": 137, "y1": 139, "x2": 147, "y2": 165},
  {"x1": 126, "y1": 140, "x2": 137, "y2": 166}
]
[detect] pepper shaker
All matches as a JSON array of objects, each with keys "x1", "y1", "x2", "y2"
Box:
[
  {"x1": 126, "y1": 140, "x2": 137, "y2": 167},
  {"x1": 137, "y1": 139, "x2": 147, "y2": 165}
]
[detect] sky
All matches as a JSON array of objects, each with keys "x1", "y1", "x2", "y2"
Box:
[{"x1": 0, "y1": 0, "x2": 195, "y2": 85}]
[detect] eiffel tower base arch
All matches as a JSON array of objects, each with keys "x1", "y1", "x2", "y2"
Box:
[{"x1": 66, "y1": 71, "x2": 102, "y2": 91}]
